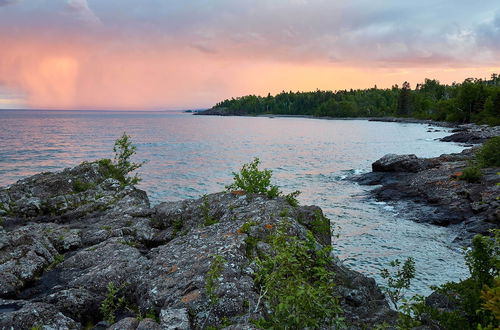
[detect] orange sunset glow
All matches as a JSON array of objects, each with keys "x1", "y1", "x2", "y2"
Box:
[{"x1": 0, "y1": 0, "x2": 499, "y2": 109}]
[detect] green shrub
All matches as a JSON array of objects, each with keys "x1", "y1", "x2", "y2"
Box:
[
  {"x1": 476, "y1": 136, "x2": 500, "y2": 168},
  {"x1": 398, "y1": 230, "x2": 499, "y2": 329},
  {"x1": 205, "y1": 255, "x2": 226, "y2": 305},
  {"x1": 312, "y1": 209, "x2": 331, "y2": 236},
  {"x1": 459, "y1": 166, "x2": 482, "y2": 183},
  {"x1": 201, "y1": 195, "x2": 218, "y2": 226},
  {"x1": 98, "y1": 133, "x2": 145, "y2": 186},
  {"x1": 226, "y1": 158, "x2": 303, "y2": 207},
  {"x1": 172, "y1": 218, "x2": 184, "y2": 235},
  {"x1": 72, "y1": 179, "x2": 96, "y2": 192},
  {"x1": 46, "y1": 254, "x2": 65, "y2": 270},
  {"x1": 100, "y1": 282, "x2": 126, "y2": 324},
  {"x1": 226, "y1": 158, "x2": 280, "y2": 198},
  {"x1": 380, "y1": 257, "x2": 416, "y2": 311},
  {"x1": 253, "y1": 222, "x2": 344, "y2": 328},
  {"x1": 285, "y1": 190, "x2": 301, "y2": 207},
  {"x1": 239, "y1": 220, "x2": 258, "y2": 234}
]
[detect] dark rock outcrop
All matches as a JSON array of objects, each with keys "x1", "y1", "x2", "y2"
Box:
[
  {"x1": 352, "y1": 148, "x2": 500, "y2": 243},
  {"x1": 440, "y1": 124, "x2": 500, "y2": 144},
  {"x1": 0, "y1": 163, "x2": 396, "y2": 329},
  {"x1": 372, "y1": 154, "x2": 439, "y2": 173}
]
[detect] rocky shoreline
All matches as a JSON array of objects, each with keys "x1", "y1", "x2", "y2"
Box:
[
  {"x1": 351, "y1": 145, "x2": 499, "y2": 245},
  {"x1": 0, "y1": 161, "x2": 396, "y2": 329}
]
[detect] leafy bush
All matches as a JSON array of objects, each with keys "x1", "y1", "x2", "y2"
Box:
[
  {"x1": 398, "y1": 230, "x2": 499, "y2": 329},
  {"x1": 380, "y1": 257, "x2": 416, "y2": 310},
  {"x1": 98, "y1": 133, "x2": 145, "y2": 186},
  {"x1": 113, "y1": 133, "x2": 144, "y2": 185},
  {"x1": 253, "y1": 222, "x2": 344, "y2": 328},
  {"x1": 285, "y1": 190, "x2": 301, "y2": 207},
  {"x1": 100, "y1": 282, "x2": 126, "y2": 324},
  {"x1": 226, "y1": 158, "x2": 280, "y2": 198},
  {"x1": 476, "y1": 136, "x2": 500, "y2": 168},
  {"x1": 459, "y1": 166, "x2": 482, "y2": 183},
  {"x1": 226, "y1": 158, "x2": 302, "y2": 206}
]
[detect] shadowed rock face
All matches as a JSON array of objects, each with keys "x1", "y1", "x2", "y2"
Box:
[{"x1": 0, "y1": 162, "x2": 396, "y2": 329}]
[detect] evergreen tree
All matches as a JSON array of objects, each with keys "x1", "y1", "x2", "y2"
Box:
[{"x1": 397, "y1": 81, "x2": 412, "y2": 116}]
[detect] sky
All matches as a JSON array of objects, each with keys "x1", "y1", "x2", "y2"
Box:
[{"x1": 0, "y1": 0, "x2": 499, "y2": 110}]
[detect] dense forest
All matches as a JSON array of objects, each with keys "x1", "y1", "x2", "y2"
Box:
[{"x1": 211, "y1": 74, "x2": 500, "y2": 125}]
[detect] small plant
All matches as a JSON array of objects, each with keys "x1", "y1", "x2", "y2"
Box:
[
  {"x1": 205, "y1": 255, "x2": 226, "y2": 305},
  {"x1": 244, "y1": 235, "x2": 259, "y2": 258},
  {"x1": 239, "y1": 220, "x2": 258, "y2": 234},
  {"x1": 459, "y1": 166, "x2": 482, "y2": 183},
  {"x1": 72, "y1": 179, "x2": 96, "y2": 193},
  {"x1": 118, "y1": 240, "x2": 138, "y2": 248},
  {"x1": 98, "y1": 133, "x2": 145, "y2": 186},
  {"x1": 395, "y1": 230, "x2": 500, "y2": 329},
  {"x1": 172, "y1": 218, "x2": 184, "y2": 235},
  {"x1": 226, "y1": 158, "x2": 280, "y2": 198},
  {"x1": 476, "y1": 136, "x2": 500, "y2": 168},
  {"x1": 253, "y1": 222, "x2": 344, "y2": 328},
  {"x1": 100, "y1": 282, "x2": 126, "y2": 324},
  {"x1": 380, "y1": 257, "x2": 416, "y2": 310},
  {"x1": 101, "y1": 225, "x2": 112, "y2": 232},
  {"x1": 285, "y1": 190, "x2": 301, "y2": 207},
  {"x1": 46, "y1": 254, "x2": 65, "y2": 270},
  {"x1": 201, "y1": 195, "x2": 218, "y2": 226},
  {"x1": 278, "y1": 208, "x2": 289, "y2": 217},
  {"x1": 113, "y1": 133, "x2": 144, "y2": 184},
  {"x1": 312, "y1": 209, "x2": 331, "y2": 235},
  {"x1": 136, "y1": 308, "x2": 160, "y2": 322},
  {"x1": 480, "y1": 277, "x2": 500, "y2": 322}
]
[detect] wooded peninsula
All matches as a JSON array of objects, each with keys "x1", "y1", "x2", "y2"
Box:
[{"x1": 210, "y1": 74, "x2": 500, "y2": 126}]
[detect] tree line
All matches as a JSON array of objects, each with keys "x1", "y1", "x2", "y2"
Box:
[{"x1": 211, "y1": 74, "x2": 500, "y2": 125}]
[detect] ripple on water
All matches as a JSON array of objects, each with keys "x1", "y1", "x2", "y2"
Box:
[{"x1": 0, "y1": 111, "x2": 470, "y2": 297}]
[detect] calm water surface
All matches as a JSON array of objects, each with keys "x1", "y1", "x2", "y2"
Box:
[{"x1": 0, "y1": 110, "x2": 470, "y2": 296}]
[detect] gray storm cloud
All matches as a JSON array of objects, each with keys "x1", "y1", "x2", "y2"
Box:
[
  {"x1": 65, "y1": 0, "x2": 101, "y2": 25},
  {"x1": 0, "y1": 0, "x2": 19, "y2": 6}
]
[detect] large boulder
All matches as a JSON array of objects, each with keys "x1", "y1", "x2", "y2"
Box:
[{"x1": 372, "y1": 154, "x2": 435, "y2": 173}]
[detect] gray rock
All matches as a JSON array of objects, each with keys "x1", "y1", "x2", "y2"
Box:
[
  {"x1": 0, "y1": 162, "x2": 397, "y2": 329},
  {"x1": 160, "y1": 308, "x2": 190, "y2": 329},
  {"x1": 356, "y1": 146, "x2": 499, "y2": 245},
  {"x1": 0, "y1": 301, "x2": 80, "y2": 329},
  {"x1": 137, "y1": 318, "x2": 162, "y2": 330},
  {"x1": 372, "y1": 154, "x2": 436, "y2": 173},
  {"x1": 108, "y1": 317, "x2": 140, "y2": 330}
]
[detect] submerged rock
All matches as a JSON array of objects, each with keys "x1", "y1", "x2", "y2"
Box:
[{"x1": 0, "y1": 162, "x2": 396, "y2": 329}]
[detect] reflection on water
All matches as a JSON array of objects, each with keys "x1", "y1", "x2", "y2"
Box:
[{"x1": 0, "y1": 110, "x2": 469, "y2": 295}]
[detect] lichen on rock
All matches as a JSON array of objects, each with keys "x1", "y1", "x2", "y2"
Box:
[{"x1": 0, "y1": 162, "x2": 396, "y2": 329}]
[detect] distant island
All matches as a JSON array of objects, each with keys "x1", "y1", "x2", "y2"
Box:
[{"x1": 197, "y1": 74, "x2": 500, "y2": 126}]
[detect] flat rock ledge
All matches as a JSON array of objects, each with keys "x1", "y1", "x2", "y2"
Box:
[
  {"x1": 352, "y1": 148, "x2": 500, "y2": 243},
  {"x1": 0, "y1": 162, "x2": 396, "y2": 329}
]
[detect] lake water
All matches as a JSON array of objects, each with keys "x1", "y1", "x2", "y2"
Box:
[{"x1": 0, "y1": 110, "x2": 470, "y2": 296}]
